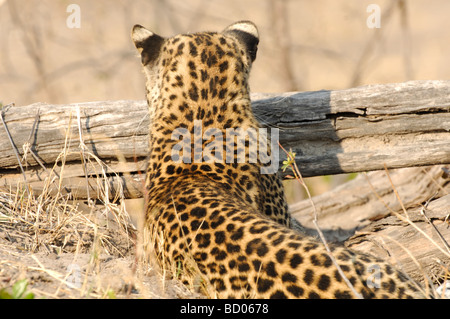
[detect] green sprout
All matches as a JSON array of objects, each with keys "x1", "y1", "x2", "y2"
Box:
[
  {"x1": 281, "y1": 150, "x2": 296, "y2": 172},
  {"x1": 0, "y1": 279, "x2": 35, "y2": 299}
]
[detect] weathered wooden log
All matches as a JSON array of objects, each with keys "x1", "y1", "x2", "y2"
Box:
[
  {"x1": 346, "y1": 194, "x2": 450, "y2": 286},
  {"x1": 290, "y1": 165, "x2": 450, "y2": 241},
  {"x1": 0, "y1": 100, "x2": 149, "y2": 170},
  {"x1": 253, "y1": 79, "x2": 450, "y2": 176},
  {"x1": 290, "y1": 165, "x2": 450, "y2": 287},
  {"x1": 0, "y1": 80, "x2": 449, "y2": 199}
]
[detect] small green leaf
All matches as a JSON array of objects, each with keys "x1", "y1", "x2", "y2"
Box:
[
  {"x1": 281, "y1": 151, "x2": 296, "y2": 172},
  {"x1": 12, "y1": 279, "x2": 29, "y2": 299},
  {"x1": 1, "y1": 280, "x2": 36, "y2": 299}
]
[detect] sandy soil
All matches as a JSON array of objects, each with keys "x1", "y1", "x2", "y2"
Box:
[{"x1": 0, "y1": 199, "x2": 200, "y2": 299}]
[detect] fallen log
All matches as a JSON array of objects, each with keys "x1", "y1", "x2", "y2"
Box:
[
  {"x1": 346, "y1": 193, "x2": 450, "y2": 287},
  {"x1": 289, "y1": 165, "x2": 450, "y2": 241},
  {"x1": 0, "y1": 80, "x2": 449, "y2": 199},
  {"x1": 289, "y1": 165, "x2": 450, "y2": 287},
  {"x1": 0, "y1": 80, "x2": 449, "y2": 289}
]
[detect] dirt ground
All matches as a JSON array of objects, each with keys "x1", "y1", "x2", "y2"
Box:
[
  {"x1": 1, "y1": 0, "x2": 450, "y2": 299},
  {"x1": 0, "y1": 197, "x2": 201, "y2": 299}
]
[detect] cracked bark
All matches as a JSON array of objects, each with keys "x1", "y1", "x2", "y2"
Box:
[{"x1": 0, "y1": 80, "x2": 449, "y2": 199}]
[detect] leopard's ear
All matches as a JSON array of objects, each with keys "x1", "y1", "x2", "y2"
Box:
[
  {"x1": 222, "y1": 21, "x2": 259, "y2": 62},
  {"x1": 131, "y1": 24, "x2": 165, "y2": 66}
]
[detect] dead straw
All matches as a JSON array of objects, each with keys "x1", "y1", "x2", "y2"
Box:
[{"x1": 279, "y1": 142, "x2": 363, "y2": 299}]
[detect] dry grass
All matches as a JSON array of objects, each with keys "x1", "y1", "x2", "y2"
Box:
[
  {"x1": 281, "y1": 145, "x2": 450, "y2": 299},
  {"x1": 279, "y1": 143, "x2": 363, "y2": 299},
  {"x1": 0, "y1": 113, "x2": 199, "y2": 299},
  {"x1": 0, "y1": 117, "x2": 135, "y2": 298},
  {"x1": 0, "y1": 175, "x2": 136, "y2": 298},
  {"x1": 0, "y1": 108, "x2": 448, "y2": 298},
  {"x1": 2, "y1": 138, "x2": 448, "y2": 298},
  {"x1": 362, "y1": 166, "x2": 450, "y2": 298}
]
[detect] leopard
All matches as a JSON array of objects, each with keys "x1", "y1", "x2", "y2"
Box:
[{"x1": 131, "y1": 20, "x2": 426, "y2": 299}]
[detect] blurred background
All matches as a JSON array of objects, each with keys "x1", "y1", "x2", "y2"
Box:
[{"x1": 1, "y1": 0, "x2": 449, "y2": 202}]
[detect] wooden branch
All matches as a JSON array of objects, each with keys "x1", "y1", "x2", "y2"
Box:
[
  {"x1": 346, "y1": 194, "x2": 450, "y2": 286},
  {"x1": 290, "y1": 165, "x2": 450, "y2": 285},
  {"x1": 0, "y1": 80, "x2": 449, "y2": 199},
  {"x1": 290, "y1": 165, "x2": 449, "y2": 241},
  {"x1": 0, "y1": 100, "x2": 149, "y2": 170}
]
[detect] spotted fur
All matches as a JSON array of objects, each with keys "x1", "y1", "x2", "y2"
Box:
[{"x1": 131, "y1": 21, "x2": 425, "y2": 298}]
